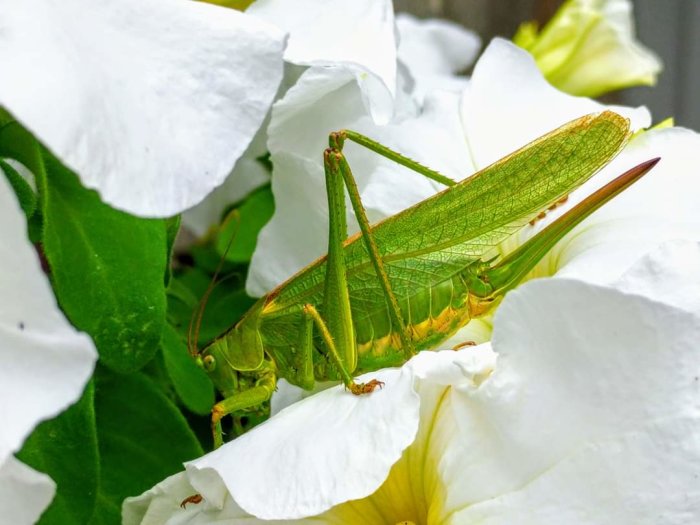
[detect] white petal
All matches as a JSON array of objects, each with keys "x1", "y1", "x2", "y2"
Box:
[
  {"x1": 248, "y1": 0, "x2": 396, "y2": 123},
  {"x1": 0, "y1": 0, "x2": 285, "y2": 217},
  {"x1": 124, "y1": 470, "x2": 329, "y2": 524},
  {"x1": 270, "y1": 379, "x2": 337, "y2": 417},
  {"x1": 246, "y1": 68, "x2": 365, "y2": 296},
  {"x1": 0, "y1": 173, "x2": 97, "y2": 464},
  {"x1": 158, "y1": 349, "x2": 496, "y2": 524},
  {"x1": 614, "y1": 240, "x2": 700, "y2": 314},
  {"x1": 247, "y1": 67, "x2": 470, "y2": 296},
  {"x1": 301, "y1": 346, "x2": 499, "y2": 525},
  {"x1": 0, "y1": 457, "x2": 55, "y2": 525},
  {"x1": 437, "y1": 277, "x2": 700, "y2": 510},
  {"x1": 122, "y1": 472, "x2": 187, "y2": 525},
  {"x1": 409, "y1": 344, "x2": 498, "y2": 391},
  {"x1": 439, "y1": 316, "x2": 494, "y2": 349},
  {"x1": 462, "y1": 38, "x2": 650, "y2": 169},
  {"x1": 123, "y1": 471, "x2": 254, "y2": 525},
  {"x1": 396, "y1": 13, "x2": 481, "y2": 77},
  {"x1": 396, "y1": 13, "x2": 479, "y2": 100},
  {"x1": 453, "y1": 417, "x2": 700, "y2": 524},
  {"x1": 182, "y1": 127, "x2": 271, "y2": 237},
  {"x1": 186, "y1": 366, "x2": 419, "y2": 519},
  {"x1": 269, "y1": 379, "x2": 306, "y2": 417}
]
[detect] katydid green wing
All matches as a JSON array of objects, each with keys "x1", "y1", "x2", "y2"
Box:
[{"x1": 266, "y1": 111, "x2": 630, "y2": 317}]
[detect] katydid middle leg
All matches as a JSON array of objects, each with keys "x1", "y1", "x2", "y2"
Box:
[{"x1": 302, "y1": 304, "x2": 383, "y2": 393}]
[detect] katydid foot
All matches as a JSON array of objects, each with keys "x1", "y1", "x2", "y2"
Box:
[{"x1": 349, "y1": 378, "x2": 385, "y2": 395}]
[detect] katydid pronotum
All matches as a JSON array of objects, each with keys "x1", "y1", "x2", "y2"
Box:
[{"x1": 192, "y1": 110, "x2": 658, "y2": 448}]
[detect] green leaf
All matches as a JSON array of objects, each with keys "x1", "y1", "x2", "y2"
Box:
[
  {"x1": 166, "y1": 268, "x2": 209, "y2": 337},
  {"x1": 164, "y1": 215, "x2": 181, "y2": 287},
  {"x1": 38, "y1": 149, "x2": 168, "y2": 372},
  {"x1": 17, "y1": 383, "x2": 99, "y2": 525},
  {"x1": 92, "y1": 368, "x2": 204, "y2": 521},
  {"x1": 161, "y1": 323, "x2": 215, "y2": 415},
  {"x1": 140, "y1": 348, "x2": 177, "y2": 404},
  {"x1": 168, "y1": 267, "x2": 254, "y2": 344},
  {"x1": 0, "y1": 158, "x2": 36, "y2": 218},
  {"x1": 0, "y1": 121, "x2": 45, "y2": 179},
  {"x1": 197, "y1": 287, "x2": 255, "y2": 343},
  {"x1": 0, "y1": 106, "x2": 14, "y2": 127},
  {"x1": 0, "y1": 121, "x2": 45, "y2": 241},
  {"x1": 215, "y1": 185, "x2": 274, "y2": 263}
]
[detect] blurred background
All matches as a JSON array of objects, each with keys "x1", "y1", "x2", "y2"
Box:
[{"x1": 395, "y1": 0, "x2": 700, "y2": 129}]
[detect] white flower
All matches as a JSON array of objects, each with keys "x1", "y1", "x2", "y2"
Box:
[
  {"x1": 514, "y1": 0, "x2": 662, "y2": 96},
  {"x1": 247, "y1": 0, "x2": 397, "y2": 124},
  {"x1": 183, "y1": 125, "x2": 272, "y2": 237},
  {"x1": 0, "y1": 458, "x2": 54, "y2": 525},
  {"x1": 183, "y1": 2, "x2": 476, "y2": 236},
  {"x1": 396, "y1": 13, "x2": 481, "y2": 102},
  {"x1": 124, "y1": 241, "x2": 700, "y2": 523},
  {"x1": 183, "y1": 0, "x2": 400, "y2": 236},
  {"x1": 0, "y1": 0, "x2": 286, "y2": 217},
  {"x1": 0, "y1": 172, "x2": 97, "y2": 524}
]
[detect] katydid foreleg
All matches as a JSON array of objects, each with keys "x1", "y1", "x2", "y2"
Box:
[{"x1": 210, "y1": 372, "x2": 276, "y2": 448}]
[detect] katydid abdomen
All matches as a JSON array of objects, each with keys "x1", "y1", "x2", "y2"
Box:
[{"x1": 260, "y1": 269, "x2": 476, "y2": 381}]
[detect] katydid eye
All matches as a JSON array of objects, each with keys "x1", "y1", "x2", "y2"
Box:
[{"x1": 203, "y1": 355, "x2": 216, "y2": 371}]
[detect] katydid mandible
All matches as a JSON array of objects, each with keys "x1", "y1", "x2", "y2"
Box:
[{"x1": 194, "y1": 110, "x2": 659, "y2": 447}]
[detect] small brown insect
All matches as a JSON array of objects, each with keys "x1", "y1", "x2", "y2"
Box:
[
  {"x1": 452, "y1": 340, "x2": 477, "y2": 350},
  {"x1": 349, "y1": 378, "x2": 385, "y2": 395},
  {"x1": 180, "y1": 493, "x2": 203, "y2": 509}
]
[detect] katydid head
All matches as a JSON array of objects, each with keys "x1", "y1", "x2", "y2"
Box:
[
  {"x1": 197, "y1": 338, "x2": 241, "y2": 397},
  {"x1": 197, "y1": 318, "x2": 266, "y2": 398}
]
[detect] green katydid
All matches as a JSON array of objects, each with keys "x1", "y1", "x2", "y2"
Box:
[{"x1": 192, "y1": 110, "x2": 658, "y2": 447}]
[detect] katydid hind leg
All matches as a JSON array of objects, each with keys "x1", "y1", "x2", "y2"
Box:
[
  {"x1": 321, "y1": 147, "x2": 358, "y2": 373},
  {"x1": 340, "y1": 129, "x2": 456, "y2": 187},
  {"x1": 322, "y1": 130, "x2": 457, "y2": 364},
  {"x1": 330, "y1": 142, "x2": 416, "y2": 359}
]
